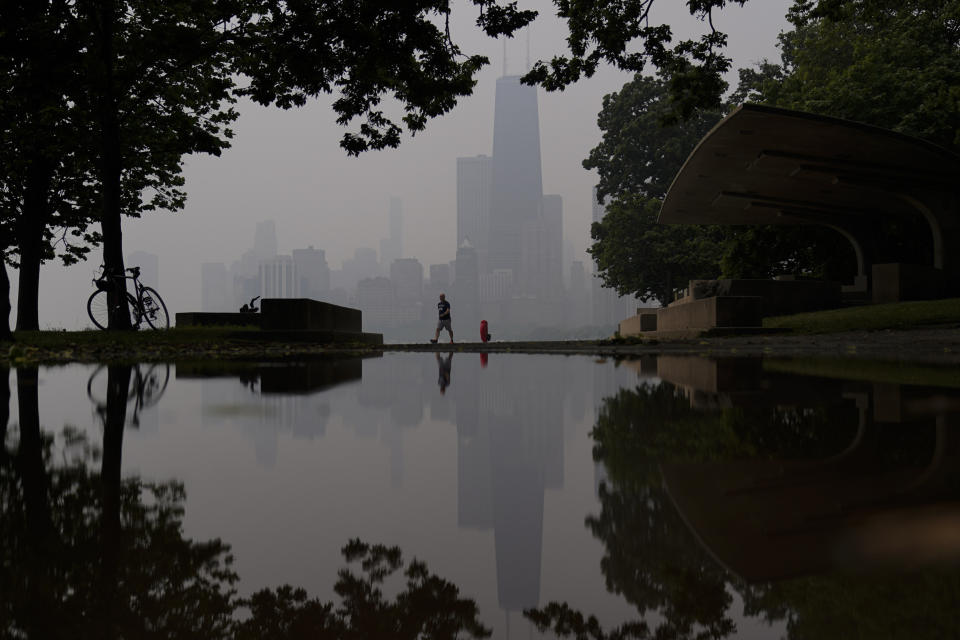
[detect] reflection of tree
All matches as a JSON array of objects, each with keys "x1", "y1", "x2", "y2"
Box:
[
  {"x1": 238, "y1": 540, "x2": 491, "y2": 639},
  {"x1": 586, "y1": 383, "x2": 738, "y2": 639},
  {"x1": 528, "y1": 379, "x2": 960, "y2": 640},
  {"x1": 0, "y1": 364, "x2": 491, "y2": 639},
  {"x1": 741, "y1": 571, "x2": 960, "y2": 640},
  {"x1": 1, "y1": 366, "x2": 237, "y2": 639}
]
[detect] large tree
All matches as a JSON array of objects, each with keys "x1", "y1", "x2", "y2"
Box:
[
  {"x1": 1, "y1": 0, "x2": 537, "y2": 330},
  {"x1": 768, "y1": 0, "x2": 960, "y2": 152},
  {"x1": 526, "y1": 0, "x2": 749, "y2": 118},
  {"x1": 590, "y1": 195, "x2": 726, "y2": 306},
  {"x1": 80, "y1": 0, "x2": 538, "y2": 329},
  {"x1": 0, "y1": 1, "x2": 100, "y2": 331},
  {"x1": 584, "y1": 75, "x2": 727, "y2": 305}
]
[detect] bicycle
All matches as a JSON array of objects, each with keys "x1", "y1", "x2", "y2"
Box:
[
  {"x1": 87, "y1": 362, "x2": 170, "y2": 428},
  {"x1": 87, "y1": 265, "x2": 169, "y2": 330}
]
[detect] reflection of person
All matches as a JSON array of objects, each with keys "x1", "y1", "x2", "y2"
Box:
[
  {"x1": 436, "y1": 352, "x2": 453, "y2": 394},
  {"x1": 430, "y1": 293, "x2": 453, "y2": 344}
]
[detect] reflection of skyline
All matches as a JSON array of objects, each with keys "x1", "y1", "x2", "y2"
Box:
[
  {"x1": 179, "y1": 352, "x2": 630, "y2": 636},
  {"x1": 456, "y1": 354, "x2": 606, "y2": 626}
]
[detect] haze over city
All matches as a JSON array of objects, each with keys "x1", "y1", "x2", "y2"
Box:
[{"x1": 12, "y1": 0, "x2": 792, "y2": 330}]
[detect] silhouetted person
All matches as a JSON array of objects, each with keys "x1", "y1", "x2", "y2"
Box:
[
  {"x1": 437, "y1": 352, "x2": 453, "y2": 394},
  {"x1": 431, "y1": 293, "x2": 453, "y2": 344}
]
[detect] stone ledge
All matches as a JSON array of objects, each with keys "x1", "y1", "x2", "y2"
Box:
[{"x1": 175, "y1": 312, "x2": 261, "y2": 327}]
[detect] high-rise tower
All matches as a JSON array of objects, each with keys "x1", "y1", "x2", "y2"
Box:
[
  {"x1": 457, "y1": 155, "x2": 492, "y2": 271},
  {"x1": 380, "y1": 197, "x2": 403, "y2": 269},
  {"x1": 489, "y1": 75, "x2": 543, "y2": 290}
]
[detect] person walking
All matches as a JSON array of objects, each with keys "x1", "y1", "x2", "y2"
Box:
[{"x1": 431, "y1": 293, "x2": 453, "y2": 343}]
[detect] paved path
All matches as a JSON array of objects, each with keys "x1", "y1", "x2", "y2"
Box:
[{"x1": 382, "y1": 325, "x2": 960, "y2": 365}]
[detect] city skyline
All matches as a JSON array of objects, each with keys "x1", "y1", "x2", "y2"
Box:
[{"x1": 4, "y1": 0, "x2": 792, "y2": 330}]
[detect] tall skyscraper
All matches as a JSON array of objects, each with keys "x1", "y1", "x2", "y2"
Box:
[
  {"x1": 254, "y1": 221, "x2": 278, "y2": 260},
  {"x1": 454, "y1": 240, "x2": 479, "y2": 324},
  {"x1": 380, "y1": 197, "x2": 403, "y2": 269},
  {"x1": 540, "y1": 194, "x2": 563, "y2": 299},
  {"x1": 489, "y1": 75, "x2": 543, "y2": 288},
  {"x1": 390, "y1": 257, "x2": 423, "y2": 303},
  {"x1": 201, "y1": 262, "x2": 229, "y2": 311},
  {"x1": 292, "y1": 246, "x2": 330, "y2": 299},
  {"x1": 259, "y1": 255, "x2": 299, "y2": 299},
  {"x1": 457, "y1": 155, "x2": 492, "y2": 271}
]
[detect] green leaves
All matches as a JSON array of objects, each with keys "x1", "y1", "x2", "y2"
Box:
[{"x1": 528, "y1": 0, "x2": 746, "y2": 118}]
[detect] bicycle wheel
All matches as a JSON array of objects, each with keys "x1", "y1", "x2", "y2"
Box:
[
  {"x1": 87, "y1": 290, "x2": 110, "y2": 329},
  {"x1": 88, "y1": 289, "x2": 141, "y2": 329},
  {"x1": 139, "y1": 286, "x2": 169, "y2": 329},
  {"x1": 135, "y1": 363, "x2": 170, "y2": 409},
  {"x1": 86, "y1": 364, "x2": 109, "y2": 405}
]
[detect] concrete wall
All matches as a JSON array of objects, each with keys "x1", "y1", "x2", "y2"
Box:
[
  {"x1": 618, "y1": 312, "x2": 657, "y2": 336},
  {"x1": 872, "y1": 263, "x2": 945, "y2": 304},
  {"x1": 688, "y1": 279, "x2": 841, "y2": 316},
  {"x1": 260, "y1": 298, "x2": 362, "y2": 333},
  {"x1": 657, "y1": 296, "x2": 762, "y2": 332}
]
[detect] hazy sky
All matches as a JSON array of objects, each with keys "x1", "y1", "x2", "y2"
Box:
[{"x1": 18, "y1": 0, "x2": 793, "y2": 329}]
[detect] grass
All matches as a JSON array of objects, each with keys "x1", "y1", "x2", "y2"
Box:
[
  {"x1": 1, "y1": 326, "x2": 378, "y2": 365},
  {"x1": 763, "y1": 297, "x2": 960, "y2": 334},
  {"x1": 10, "y1": 325, "x2": 258, "y2": 347}
]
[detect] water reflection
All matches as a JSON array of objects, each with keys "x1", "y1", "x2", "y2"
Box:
[
  {"x1": 437, "y1": 352, "x2": 453, "y2": 394},
  {"x1": 0, "y1": 363, "x2": 492, "y2": 639},
  {"x1": 86, "y1": 363, "x2": 169, "y2": 429},
  {"x1": 534, "y1": 355, "x2": 960, "y2": 639},
  {"x1": 6, "y1": 353, "x2": 960, "y2": 638}
]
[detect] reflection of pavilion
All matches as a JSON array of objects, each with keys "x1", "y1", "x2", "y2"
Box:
[
  {"x1": 655, "y1": 356, "x2": 960, "y2": 581},
  {"x1": 455, "y1": 355, "x2": 565, "y2": 619}
]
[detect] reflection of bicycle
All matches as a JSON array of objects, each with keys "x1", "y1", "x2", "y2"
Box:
[
  {"x1": 87, "y1": 363, "x2": 170, "y2": 428},
  {"x1": 87, "y1": 265, "x2": 169, "y2": 329}
]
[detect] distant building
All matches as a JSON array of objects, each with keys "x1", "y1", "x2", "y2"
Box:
[
  {"x1": 380, "y1": 197, "x2": 403, "y2": 270},
  {"x1": 259, "y1": 255, "x2": 299, "y2": 299},
  {"x1": 540, "y1": 195, "x2": 563, "y2": 299},
  {"x1": 356, "y1": 276, "x2": 397, "y2": 329},
  {"x1": 567, "y1": 260, "x2": 589, "y2": 326},
  {"x1": 254, "y1": 221, "x2": 278, "y2": 260},
  {"x1": 429, "y1": 264, "x2": 450, "y2": 289},
  {"x1": 127, "y1": 250, "x2": 159, "y2": 289},
  {"x1": 390, "y1": 257, "x2": 423, "y2": 303},
  {"x1": 341, "y1": 247, "x2": 380, "y2": 291},
  {"x1": 231, "y1": 249, "x2": 260, "y2": 310},
  {"x1": 292, "y1": 246, "x2": 330, "y2": 299},
  {"x1": 201, "y1": 262, "x2": 230, "y2": 311},
  {"x1": 457, "y1": 155, "x2": 492, "y2": 271},
  {"x1": 480, "y1": 269, "x2": 513, "y2": 302},
  {"x1": 455, "y1": 241, "x2": 480, "y2": 322},
  {"x1": 489, "y1": 75, "x2": 543, "y2": 283}
]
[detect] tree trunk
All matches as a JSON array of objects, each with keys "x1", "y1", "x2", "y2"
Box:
[
  {"x1": 16, "y1": 367, "x2": 53, "y2": 540},
  {"x1": 99, "y1": 364, "x2": 130, "y2": 638},
  {"x1": 0, "y1": 365, "x2": 9, "y2": 463},
  {"x1": 91, "y1": 0, "x2": 131, "y2": 330},
  {"x1": 15, "y1": 162, "x2": 52, "y2": 331},
  {"x1": 0, "y1": 256, "x2": 11, "y2": 341}
]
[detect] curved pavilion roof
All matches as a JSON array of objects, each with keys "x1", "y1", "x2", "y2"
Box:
[{"x1": 659, "y1": 104, "x2": 960, "y2": 226}]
